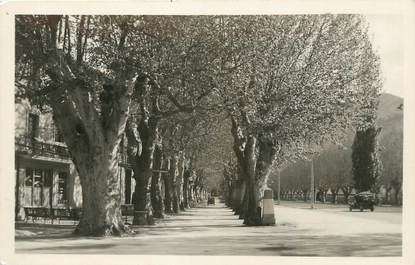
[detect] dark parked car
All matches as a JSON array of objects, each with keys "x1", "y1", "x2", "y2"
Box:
[
  {"x1": 348, "y1": 192, "x2": 376, "y2": 212},
  {"x1": 208, "y1": 196, "x2": 215, "y2": 205}
]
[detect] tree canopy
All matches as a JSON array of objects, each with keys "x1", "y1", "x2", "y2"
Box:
[{"x1": 15, "y1": 14, "x2": 384, "y2": 232}]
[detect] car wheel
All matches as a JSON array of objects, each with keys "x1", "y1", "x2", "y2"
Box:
[{"x1": 370, "y1": 206, "x2": 374, "y2": 212}]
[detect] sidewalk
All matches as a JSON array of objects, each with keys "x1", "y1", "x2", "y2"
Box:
[{"x1": 15, "y1": 202, "x2": 401, "y2": 256}]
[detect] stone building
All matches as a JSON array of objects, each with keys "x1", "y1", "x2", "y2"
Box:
[{"x1": 15, "y1": 101, "x2": 134, "y2": 220}]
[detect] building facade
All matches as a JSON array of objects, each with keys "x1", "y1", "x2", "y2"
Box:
[{"x1": 15, "y1": 101, "x2": 134, "y2": 220}]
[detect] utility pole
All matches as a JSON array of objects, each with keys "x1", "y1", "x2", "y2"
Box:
[{"x1": 310, "y1": 159, "x2": 315, "y2": 209}]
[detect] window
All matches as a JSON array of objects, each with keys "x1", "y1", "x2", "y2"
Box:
[
  {"x1": 58, "y1": 172, "x2": 68, "y2": 204},
  {"x1": 43, "y1": 170, "x2": 53, "y2": 187},
  {"x1": 25, "y1": 168, "x2": 53, "y2": 187},
  {"x1": 28, "y1": 113, "x2": 39, "y2": 139},
  {"x1": 33, "y1": 169, "x2": 42, "y2": 187},
  {"x1": 25, "y1": 168, "x2": 33, "y2": 186}
]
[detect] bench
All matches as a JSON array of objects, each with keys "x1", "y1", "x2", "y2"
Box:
[
  {"x1": 51, "y1": 208, "x2": 82, "y2": 224},
  {"x1": 24, "y1": 206, "x2": 133, "y2": 224},
  {"x1": 24, "y1": 207, "x2": 51, "y2": 223},
  {"x1": 24, "y1": 207, "x2": 82, "y2": 224}
]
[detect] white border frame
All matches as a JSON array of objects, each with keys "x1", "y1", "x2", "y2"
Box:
[{"x1": 1, "y1": 1, "x2": 414, "y2": 264}]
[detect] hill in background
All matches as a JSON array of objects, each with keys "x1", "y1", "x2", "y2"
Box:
[{"x1": 274, "y1": 93, "x2": 403, "y2": 197}]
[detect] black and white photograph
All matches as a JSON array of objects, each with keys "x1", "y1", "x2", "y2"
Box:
[{"x1": 0, "y1": 1, "x2": 414, "y2": 264}]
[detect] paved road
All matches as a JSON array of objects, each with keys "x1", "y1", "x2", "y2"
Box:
[
  {"x1": 15, "y1": 201, "x2": 401, "y2": 256},
  {"x1": 276, "y1": 200, "x2": 402, "y2": 225}
]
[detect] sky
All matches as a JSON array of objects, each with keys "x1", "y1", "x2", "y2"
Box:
[{"x1": 365, "y1": 14, "x2": 404, "y2": 98}]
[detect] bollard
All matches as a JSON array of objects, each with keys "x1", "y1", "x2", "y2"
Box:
[{"x1": 262, "y1": 189, "x2": 276, "y2": 225}]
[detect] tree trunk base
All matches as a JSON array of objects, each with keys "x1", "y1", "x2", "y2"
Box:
[
  {"x1": 165, "y1": 208, "x2": 173, "y2": 214},
  {"x1": 153, "y1": 212, "x2": 165, "y2": 219},
  {"x1": 243, "y1": 206, "x2": 263, "y2": 226},
  {"x1": 73, "y1": 221, "x2": 133, "y2": 237},
  {"x1": 243, "y1": 217, "x2": 263, "y2": 226},
  {"x1": 133, "y1": 211, "x2": 155, "y2": 225}
]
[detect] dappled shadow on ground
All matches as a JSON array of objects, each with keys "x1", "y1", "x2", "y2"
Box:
[
  {"x1": 15, "y1": 203, "x2": 401, "y2": 256},
  {"x1": 122, "y1": 233, "x2": 401, "y2": 256},
  {"x1": 15, "y1": 222, "x2": 126, "y2": 242},
  {"x1": 254, "y1": 233, "x2": 402, "y2": 256},
  {"x1": 26, "y1": 243, "x2": 119, "y2": 253},
  {"x1": 15, "y1": 231, "x2": 402, "y2": 256},
  {"x1": 15, "y1": 222, "x2": 77, "y2": 241}
]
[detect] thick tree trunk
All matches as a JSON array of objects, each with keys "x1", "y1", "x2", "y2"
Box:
[
  {"x1": 74, "y1": 155, "x2": 127, "y2": 236},
  {"x1": 171, "y1": 154, "x2": 181, "y2": 213},
  {"x1": 124, "y1": 169, "x2": 132, "y2": 204},
  {"x1": 51, "y1": 91, "x2": 132, "y2": 236},
  {"x1": 131, "y1": 146, "x2": 154, "y2": 225},
  {"x1": 151, "y1": 145, "x2": 165, "y2": 218},
  {"x1": 230, "y1": 117, "x2": 277, "y2": 226},
  {"x1": 233, "y1": 178, "x2": 246, "y2": 215},
  {"x1": 238, "y1": 188, "x2": 249, "y2": 219},
  {"x1": 163, "y1": 158, "x2": 174, "y2": 213},
  {"x1": 128, "y1": 119, "x2": 159, "y2": 225},
  {"x1": 177, "y1": 152, "x2": 186, "y2": 211},
  {"x1": 230, "y1": 183, "x2": 238, "y2": 210},
  {"x1": 243, "y1": 136, "x2": 277, "y2": 226},
  {"x1": 188, "y1": 177, "x2": 195, "y2": 207},
  {"x1": 49, "y1": 78, "x2": 137, "y2": 236},
  {"x1": 194, "y1": 186, "x2": 200, "y2": 203},
  {"x1": 132, "y1": 168, "x2": 154, "y2": 225},
  {"x1": 241, "y1": 136, "x2": 261, "y2": 225},
  {"x1": 125, "y1": 110, "x2": 160, "y2": 225},
  {"x1": 183, "y1": 168, "x2": 191, "y2": 209},
  {"x1": 31, "y1": 16, "x2": 137, "y2": 236}
]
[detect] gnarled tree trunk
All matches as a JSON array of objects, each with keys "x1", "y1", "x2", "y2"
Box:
[
  {"x1": 241, "y1": 136, "x2": 262, "y2": 226},
  {"x1": 163, "y1": 158, "x2": 174, "y2": 213},
  {"x1": 171, "y1": 154, "x2": 180, "y2": 213},
  {"x1": 183, "y1": 168, "x2": 191, "y2": 209},
  {"x1": 21, "y1": 15, "x2": 139, "y2": 236},
  {"x1": 230, "y1": 116, "x2": 278, "y2": 225},
  {"x1": 51, "y1": 78, "x2": 137, "y2": 236},
  {"x1": 151, "y1": 145, "x2": 165, "y2": 218},
  {"x1": 73, "y1": 153, "x2": 126, "y2": 236},
  {"x1": 177, "y1": 152, "x2": 186, "y2": 211},
  {"x1": 232, "y1": 176, "x2": 246, "y2": 215},
  {"x1": 126, "y1": 115, "x2": 159, "y2": 225}
]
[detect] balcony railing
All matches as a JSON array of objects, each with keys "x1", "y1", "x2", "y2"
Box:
[
  {"x1": 15, "y1": 136, "x2": 70, "y2": 160},
  {"x1": 16, "y1": 135, "x2": 133, "y2": 167}
]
